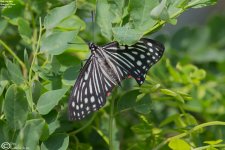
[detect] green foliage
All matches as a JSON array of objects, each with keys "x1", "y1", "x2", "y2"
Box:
[{"x1": 0, "y1": 0, "x2": 224, "y2": 150}]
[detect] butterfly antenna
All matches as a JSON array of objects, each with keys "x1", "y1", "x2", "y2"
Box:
[{"x1": 91, "y1": 10, "x2": 95, "y2": 43}]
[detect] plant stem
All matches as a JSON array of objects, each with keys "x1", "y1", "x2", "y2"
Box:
[
  {"x1": 109, "y1": 91, "x2": 116, "y2": 150},
  {"x1": 27, "y1": 17, "x2": 42, "y2": 111},
  {"x1": 0, "y1": 40, "x2": 27, "y2": 77},
  {"x1": 28, "y1": 17, "x2": 42, "y2": 83},
  {"x1": 153, "y1": 121, "x2": 225, "y2": 150}
]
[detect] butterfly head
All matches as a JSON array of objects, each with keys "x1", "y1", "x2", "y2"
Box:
[{"x1": 89, "y1": 43, "x2": 97, "y2": 52}]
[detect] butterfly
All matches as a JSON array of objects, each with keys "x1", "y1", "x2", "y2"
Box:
[{"x1": 68, "y1": 38, "x2": 165, "y2": 120}]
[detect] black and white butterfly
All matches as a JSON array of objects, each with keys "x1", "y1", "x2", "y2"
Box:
[{"x1": 68, "y1": 38, "x2": 165, "y2": 120}]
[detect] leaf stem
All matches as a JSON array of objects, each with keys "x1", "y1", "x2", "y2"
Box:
[
  {"x1": 153, "y1": 121, "x2": 225, "y2": 150},
  {"x1": 0, "y1": 40, "x2": 27, "y2": 77}
]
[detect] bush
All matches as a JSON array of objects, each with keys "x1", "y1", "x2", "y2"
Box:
[{"x1": 1, "y1": 0, "x2": 224, "y2": 150}]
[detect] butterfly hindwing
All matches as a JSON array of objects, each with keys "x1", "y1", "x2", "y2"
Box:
[{"x1": 103, "y1": 38, "x2": 165, "y2": 85}]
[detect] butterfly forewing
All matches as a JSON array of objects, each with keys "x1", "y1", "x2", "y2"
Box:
[
  {"x1": 69, "y1": 52, "x2": 119, "y2": 120},
  {"x1": 69, "y1": 38, "x2": 164, "y2": 120}
]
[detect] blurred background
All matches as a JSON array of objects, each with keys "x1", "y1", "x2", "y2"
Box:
[{"x1": 162, "y1": 0, "x2": 225, "y2": 34}]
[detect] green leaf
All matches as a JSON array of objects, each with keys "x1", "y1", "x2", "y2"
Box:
[
  {"x1": 160, "y1": 89, "x2": 185, "y2": 103},
  {"x1": 129, "y1": 0, "x2": 158, "y2": 31},
  {"x1": 188, "y1": 0, "x2": 217, "y2": 8},
  {"x1": 16, "y1": 119, "x2": 45, "y2": 150},
  {"x1": 131, "y1": 123, "x2": 152, "y2": 135},
  {"x1": 56, "y1": 15, "x2": 86, "y2": 31},
  {"x1": 0, "y1": 120, "x2": 10, "y2": 145},
  {"x1": 41, "y1": 133, "x2": 69, "y2": 150},
  {"x1": 62, "y1": 66, "x2": 80, "y2": 86},
  {"x1": 3, "y1": 84, "x2": 28, "y2": 129},
  {"x1": 40, "y1": 31, "x2": 77, "y2": 55},
  {"x1": 117, "y1": 89, "x2": 140, "y2": 111},
  {"x1": 0, "y1": 19, "x2": 8, "y2": 35},
  {"x1": 134, "y1": 94, "x2": 152, "y2": 114},
  {"x1": 168, "y1": 139, "x2": 191, "y2": 150},
  {"x1": 32, "y1": 80, "x2": 42, "y2": 104},
  {"x1": 118, "y1": 89, "x2": 151, "y2": 114},
  {"x1": 44, "y1": 2, "x2": 76, "y2": 30},
  {"x1": 150, "y1": 0, "x2": 170, "y2": 21},
  {"x1": 66, "y1": 36, "x2": 89, "y2": 53},
  {"x1": 108, "y1": 0, "x2": 125, "y2": 23},
  {"x1": 48, "y1": 119, "x2": 60, "y2": 135},
  {"x1": 0, "y1": 80, "x2": 8, "y2": 95},
  {"x1": 18, "y1": 18, "x2": 32, "y2": 43},
  {"x1": 37, "y1": 88, "x2": 68, "y2": 115},
  {"x1": 204, "y1": 139, "x2": 223, "y2": 145},
  {"x1": 160, "y1": 114, "x2": 180, "y2": 127},
  {"x1": 5, "y1": 59, "x2": 25, "y2": 84},
  {"x1": 1, "y1": 0, "x2": 25, "y2": 25},
  {"x1": 96, "y1": 0, "x2": 112, "y2": 40},
  {"x1": 206, "y1": 147, "x2": 218, "y2": 150},
  {"x1": 112, "y1": 27, "x2": 142, "y2": 45}
]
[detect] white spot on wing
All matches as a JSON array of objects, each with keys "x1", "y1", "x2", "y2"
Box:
[
  {"x1": 147, "y1": 42, "x2": 152, "y2": 47},
  {"x1": 80, "y1": 104, "x2": 83, "y2": 108},
  {"x1": 137, "y1": 61, "x2": 142, "y2": 66},
  {"x1": 84, "y1": 98, "x2": 88, "y2": 103},
  {"x1": 140, "y1": 54, "x2": 145, "y2": 59},
  {"x1": 91, "y1": 96, "x2": 95, "y2": 103},
  {"x1": 72, "y1": 102, "x2": 75, "y2": 107}
]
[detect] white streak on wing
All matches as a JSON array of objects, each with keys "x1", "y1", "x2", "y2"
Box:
[
  {"x1": 105, "y1": 84, "x2": 108, "y2": 91},
  {"x1": 124, "y1": 53, "x2": 135, "y2": 61},
  {"x1": 93, "y1": 61, "x2": 100, "y2": 94},
  {"x1": 89, "y1": 78, "x2": 93, "y2": 94},
  {"x1": 73, "y1": 87, "x2": 77, "y2": 97},
  {"x1": 132, "y1": 51, "x2": 138, "y2": 55},
  {"x1": 92, "y1": 61, "x2": 100, "y2": 95},
  {"x1": 134, "y1": 44, "x2": 147, "y2": 52},
  {"x1": 85, "y1": 88, "x2": 87, "y2": 95},
  {"x1": 108, "y1": 52, "x2": 134, "y2": 69},
  {"x1": 116, "y1": 66, "x2": 124, "y2": 78},
  {"x1": 76, "y1": 85, "x2": 80, "y2": 103},
  {"x1": 80, "y1": 82, "x2": 85, "y2": 101},
  {"x1": 108, "y1": 47, "x2": 117, "y2": 50},
  {"x1": 104, "y1": 77, "x2": 112, "y2": 88}
]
